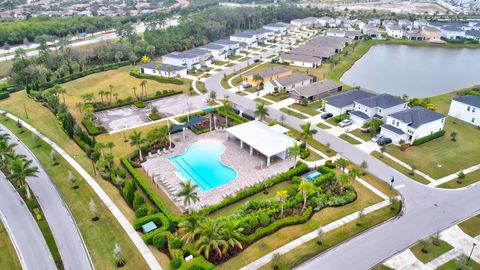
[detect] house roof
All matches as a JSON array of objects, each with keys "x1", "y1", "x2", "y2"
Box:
[
  {"x1": 466, "y1": 30, "x2": 480, "y2": 38},
  {"x1": 264, "y1": 23, "x2": 288, "y2": 29},
  {"x1": 387, "y1": 25, "x2": 403, "y2": 31},
  {"x1": 388, "y1": 107, "x2": 445, "y2": 128},
  {"x1": 453, "y1": 95, "x2": 480, "y2": 108},
  {"x1": 405, "y1": 30, "x2": 425, "y2": 38},
  {"x1": 349, "y1": 110, "x2": 370, "y2": 120},
  {"x1": 423, "y1": 26, "x2": 441, "y2": 33},
  {"x1": 141, "y1": 62, "x2": 186, "y2": 71},
  {"x1": 271, "y1": 73, "x2": 313, "y2": 87},
  {"x1": 213, "y1": 39, "x2": 240, "y2": 46},
  {"x1": 226, "y1": 120, "x2": 297, "y2": 157},
  {"x1": 185, "y1": 48, "x2": 210, "y2": 56},
  {"x1": 356, "y1": 94, "x2": 406, "y2": 108},
  {"x1": 163, "y1": 51, "x2": 198, "y2": 59},
  {"x1": 290, "y1": 47, "x2": 336, "y2": 58},
  {"x1": 279, "y1": 53, "x2": 322, "y2": 63},
  {"x1": 326, "y1": 89, "x2": 374, "y2": 108},
  {"x1": 231, "y1": 31, "x2": 256, "y2": 38},
  {"x1": 201, "y1": 43, "x2": 225, "y2": 50},
  {"x1": 244, "y1": 67, "x2": 291, "y2": 78},
  {"x1": 291, "y1": 80, "x2": 342, "y2": 98},
  {"x1": 382, "y1": 124, "x2": 405, "y2": 135},
  {"x1": 252, "y1": 28, "x2": 274, "y2": 35}
]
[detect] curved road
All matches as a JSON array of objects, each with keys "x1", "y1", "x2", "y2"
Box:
[
  {"x1": 204, "y1": 45, "x2": 480, "y2": 269},
  {"x1": 0, "y1": 124, "x2": 94, "y2": 270},
  {"x1": 0, "y1": 172, "x2": 56, "y2": 270}
]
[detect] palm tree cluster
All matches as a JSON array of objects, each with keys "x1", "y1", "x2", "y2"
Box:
[
  {"x1": 0, "y1": 133, "x2": 39, "y2": 199},
  {"x1": 129, "y1": 126, "x2": 170, "y2": 162}
]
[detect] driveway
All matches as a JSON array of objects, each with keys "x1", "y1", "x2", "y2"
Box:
[
  {"x1": 0, "y1": 172, "x2": 56, "y2": 270},
  {"x1": 0, "y1": 124, "x2": 94, "y2": 270},
  {"x1": 204, "y1": 43, "x2": 480, "y2": 269}
]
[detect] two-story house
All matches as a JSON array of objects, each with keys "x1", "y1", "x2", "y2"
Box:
[
  {"x1": 386, "y1": 24, "x2": 404, "y2": 38},
  {"x1": 200, "y1": 43, "x2": 227, "y2": 61},
  {"x1": 325, "y1": 89, "x2": 375, "y2": 116},
  {"x1": 212, "y1": 39, "x2": 240, "y2": 55},
  {"x1": 184, "y1": 48, "x2": 212, "y2": 67},
  {"x1": 230, "y1": 31, "x2": 258, "y2": 47},
  {"x1": 162, "y1": 51, "x2": 200, "y2": 70},
  {"x1": 349, "y1": 94, "x2": 408, "y2": 126},
  {"x1": 448, "y1": 95, "x2": 480, "y2": 127},
  {"x1": 263, "y1": 22, "x2": 289, "y2": 35},
  {"x1": 380, "y1": 107, "x2": 446, "y2": 144}
]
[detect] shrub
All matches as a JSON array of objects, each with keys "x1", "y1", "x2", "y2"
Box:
[
  {"x1": 324, "y1": 160, "x2": 336, "y2": 169},
  {"x1": 122, "y1": 180, "x2": 137, "y2": 205},
  {"x1": 170, "y1": 258, "x2": 183, "y2": 269},
  {"x1": 133, "y1": 191, "x2": 146, "y2": 210},
  {"x1": 171, "y1": 238, "x2": 183, "y2": 249},
  {"x1": 129, "y1": 70, "x2": 184, "y2": 85},
  {"x1": 82, "y1": 119, "x2": 106, "y2": 136},
  {"x1": 259, "y1": 213, "x2": 270, "y2": 226},
  {"x1": 152, "y1": 234, "x2": 167, "y2": 249},
  {"x1": 135, "y1": 205, "x2": 149, "y2": 218},
  {"x1": 412, "y1": 130, "x2": 445, "y2": 146},
  {"x1": 149, "y1": 113, "x2": 161, "y2": 121},
  {"x1": 134, "y1": 101, "x2": 146, "y2": 108},
  {"x1": 0, "y1": 91, "x2": 10, "y2": 100},
  {"x1": 178, "y1": 256, "x2": 215, "y2": 270}
]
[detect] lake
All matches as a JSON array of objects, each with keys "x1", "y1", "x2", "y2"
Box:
[{"x1": 340, "y1": 44, "x2": 480, "y2": 98}]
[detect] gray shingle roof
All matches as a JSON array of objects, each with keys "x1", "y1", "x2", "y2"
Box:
[
  {"x1": 141, "y1": 62, "x2": 186, "y2": 71},
  {"x1": 279, "y1": 53, "x2": 322, "y2": 63},
  {"x1": 382, "y1": 124, "x2": 405, "y2": 135},
  {"x1": 466, "y1": 30, "x2": 480, "y2": 38},
  {"x1": 326, "y1": 89, "x2": 374, "y2": 108},
  {"x1": 388, "y1": 107, "x2": 445, "y2": 128},
  {"x1": 201, "y1": 43, "x2": 224, "y2": 50},
  {"x1": 244, "y1": 67, "x2": 291, "y2": 78},
  {"x1": 291, "y1": 80, "x2": 342, "y2": 98},
  {"x1": 355, "y1": 94, "x2": 406, "y2": 109},
  {"x1": 163, "y1": 51, "x2": 198, "y2": 59},
  {"x1": 349, "y1": 110, "x2": 370, "y2": 120},
  {"x1": 231, "y1": 31, "x2": 256, "y2": 38},
  {"x1": 453, "y1": 95, "x2": 480, "y2": 108},
  {"x1": 185, "y1": 48, "x2": 210, "y2": 56},
  {"x1": 213, "y1": 39, "x2": 240, "y2": 46},
  {"x1": 271, "y1": 73, "x2": 313, "y2": 87}
]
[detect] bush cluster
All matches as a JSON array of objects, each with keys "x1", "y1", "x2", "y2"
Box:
[
  {"x1": 130, "y1": 70, "x2": 184, "y2": 85},
  {"x1": 0, "y1": 91, "x2": 10, "y2": 100},
  {"x1": 412, "y1": 130, "x2": 445, "y2": 146},
  {"x1": 82, "y1": 118, "x2": 107, "y2": 136},
  {"x1": 134, "y1": 101, "x2": 146, "y2": 108},
  {"x1": 149, "y1": 113, "x2": 161, "y2": 121}
]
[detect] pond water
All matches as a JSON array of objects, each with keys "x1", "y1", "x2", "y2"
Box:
[{"x1": 340, "y1": 44, "x2": 480, "y2": 98}]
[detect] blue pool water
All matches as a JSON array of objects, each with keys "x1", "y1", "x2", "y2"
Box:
[{"x1": 169, "y1": 140, "x2": 237, "y2": 192}]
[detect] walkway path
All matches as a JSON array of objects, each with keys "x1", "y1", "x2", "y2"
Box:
[
  {"x1": 0, "y1": 172, "x2": 56, "y2": 270},
  {"x1": 1, "y1": 111, "x2": 163, "y2": 270},
  {"x1": 1, "y1": 123, "x2": 94, "y2": 270},
  {"x1": 429, "y1": 163, "x2": 480, "y2": 187}
]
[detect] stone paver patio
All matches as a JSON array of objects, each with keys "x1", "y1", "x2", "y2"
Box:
[{"x1": 141, "y1": 129, "x2": 293, "y2": 212}]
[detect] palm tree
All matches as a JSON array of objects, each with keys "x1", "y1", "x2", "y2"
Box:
[
  {"x1": 196, "y1": 221, "x2": 227, "y2": 259},
  {"x1": 106, "y1": 142, "x2": 115, "y2": 154},
  {"x1": 276, "y1": 190, "x2": 289, "y2": 217},
  {"x1": 288, "y1": 142, "x2": 301, "y2": 167},
  {"x1": 132, "y1": 87, "x2": 138, "y2": 100},
  {"x1": 177, "y1": 180, "x2": 199, "y2": 213},
  {"x1": 113, "y1": 93, "x2": 119, "y2": 104},
  {"x1": 140, "y1": 80, "x2": 148, "y2": 98},
  {"x1": 7, "y1": 157, "x2": 39, "y2": 199},
  {"x1": 178, "y1": 213, "x2": 203, "y2": 244},
  {"x1": 129, "y1": 131, "x2": 146, "y2": 161},
  {"x1": 220, "y1": 101, "x2": 232, "y2": 127},
  {"x1": 298, "y1": 180, "x2": 314, "y2": 213},
  {"x1": 338, "y1": 173, "x2": 351, "y2": 193},
  {"x1": 221, "y1": 221, "x2": 244, "y2": 254},
  {"x1": 348, "y1": 167, "x2": 361, "y2": 185},
  {"x1": 335, "y1": 158, "x2": 349, "y2": 172},
  {"x1": 252, "y1": 73, "x2": 263, "y2": 91},
  {"x1": 108, "y1": 85, "x2": 114, "y2": 104},
  {"x1": 98, "y1": 89, "x2": 105, "y2": 104},
  {"x1": 254, "y1": 103, "x2": 269, "y2": 121},
  {"x1": 299, "y1": 122, "x2": 317, "y2": 141}
]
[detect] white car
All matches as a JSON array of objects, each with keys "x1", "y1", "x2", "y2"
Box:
[
  {"x1": 339, "y1": 119, "x2": 352, "y2": 128},
  {"x1": 372, "y1": 134, "x2": 384, "y2": 143}
]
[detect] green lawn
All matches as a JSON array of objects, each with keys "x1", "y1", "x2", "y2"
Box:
[
  {"x1": 371, "y1": 151, "x2": 431, "y2": 185},
  {"x1": 371, "y1": 264, "x2": 393, "y2": 270},
  {"x1": 286, "y1": 127, "x2": 336, "y2": 157},
  {"x1": 0, "y1": 220, "x2": 21, "y2": 270},
  {"x1": 458, "y1": 215, "x2": 480, "y2": 237},
  {"x1": 437, "y1": 256, "x2": 480, "y2": 270},
  {"x1": 291, "y1": 102, "x2": 321, "y2": 116},
  {"x1": 303, "y1": 148, "x2": 322, "y2": 162},
  {"x1": 280, "y1": 108, "x2": 308, "y2": 119},
  {"x1": 339, "y1": 133, "x2": 362, "y2": 145},
  {"x1": 350, "y1": 129, "x2": 373, "y2": 142},
  {"x1": 316, "y1": 122, "x2": 331, "y2": 129},
  {"x1": 346, "y1": 164, "x2": 398, "y2": 198},
  {"x1": 326, "y1": 114, "x2": 349, "y2": 126},
  {"x1": 263, "y1": 93, "x2": 289, "y2": 103},
  {"x1": 195, "y1": 80, "x2": 207, "y2": 93},
  {"x1": 438, "y1": 169, "x2": 480, "y2": 189},
  {"x1": 410, "y1": 238, "x2": 453, "y2": 264},
  {"x1": 220, "y1": 62, "x2": 262, "y2": 89},
  {"x1": 227, "y1": 54, "x2": 242, "y2": 60},
  {"x1": 213, "y1": 60, "x2": 228, "y2": 66},
  {"x1": 254, "y1": 98, "x2": 273, "y2": 105},
  {"x1": 385, "y1": 118, "x2": 480, "y2": 179},
  {"x1": 0, "y1": 116, "x2": 153, "y2": 270},
  {"x1": 38, "y1": 220, "x2": 63, "y2": 268},
  {"x1": 0, "y1": 60, "x2": 12, "y2": 78}
]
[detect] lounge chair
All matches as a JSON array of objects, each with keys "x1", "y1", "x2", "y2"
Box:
[
  {"x1": 157, "y1": 149, "x2": 162, "y2": 156},
  {"x1": 163, "y1": 148, "x2": 168, "y2": 154}
]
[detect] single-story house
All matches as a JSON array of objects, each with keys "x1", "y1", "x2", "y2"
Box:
[
  {"x1": 448, "y1": 95, "x2": 480, "y2": 127},
  {"x1": 349, "y1": 93, "x2": 409, "y2": 126},
  {"x1": 243, "y1": 67, "x2": 292, "y2": 86},
  {"x1": 226, "y1": 120, "x2": 298, "y2": 166},
  {"x1": 386, "y1": 25, "x2": 404, "y2": 38},
  {"x1": 162, "y1": 51, "x2": 200, "y2": 70},
  {"x1": 289, "y1": 80, "x2": 342, "y2": 102},
  {"x1": 422, "y1": 26, "x2": 442, "y2": 40},
  {"x1": 380, "y1": 107, "x2": 446, "y2": 144},
  {"x1": 212, "y1": 39, "x2": 240, "y2": 55},
  {"x1": 363, "y1": 26, "x2": 381, "y2": 39},
  {"x1": 264, "y1": 73, "x2": 314, "y2": 93},
  {"x1": 140, "y1": 62, "x2": 187, "y2": 78},
  {"x1": 200, "y1": 43, "x2": 227, "y2": 61},
  {"x1": 278, "y1": 53, "x2": 322, "y2": 68},
  {"x1": 325, "y1": 89, "x2": 374, "y2": 116}
]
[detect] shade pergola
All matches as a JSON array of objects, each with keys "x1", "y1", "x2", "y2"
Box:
[{"x1": 226, "y1": 120, "x2": 297, "y2": 166}]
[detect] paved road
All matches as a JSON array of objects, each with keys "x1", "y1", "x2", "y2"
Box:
[
  {"x1": 0, "y1": 172, "x2": 57, "y2": 270},
  {"x1": 204, "y1": 46, "x2": 480, "y2": 269},
  {"x1": 0, "y1": 124, "x2": 94, "y2": 270}
]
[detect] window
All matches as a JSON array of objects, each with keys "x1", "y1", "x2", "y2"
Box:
[
  {"x1": 467, "y1": 106, "x2": 471, "y2": 111},
  {"x1": 441, "y1": 118, "x2": 444, "y2": 123},
  {"x1": 472, "y1": 118, "x2": 476, "y2": 123},
  {"x1": 379, "y1": 109, "x2": 382, "y2": 113},
  {"x1": 473, "y1": 108, "x2": 476, "y2": 113},
  {"x1": 396, "y1": 121, "x2": 399, "y2": 127}
]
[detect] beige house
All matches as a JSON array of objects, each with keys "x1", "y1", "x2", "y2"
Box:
[
  {"x1": 243, "y1": 67, "x2": 292, "y2": 86},
  {"x1": 422, "y1": 26, "x2": 442, "y2": 40}
]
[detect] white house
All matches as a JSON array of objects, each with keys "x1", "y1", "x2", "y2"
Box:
[
  {"x1": 326, "y1": 29, "x2": 346, "y2": 37},
  {"x1": 185, "y1": 48, "x2": 212, "y2": 67},
  {"x1": 264, "y1": 73, "x2": 313, "y2": 93},
  {"x1": 386, "y1": 25, "x2": 404, "y2": 38},
  {"x1": 200, "y1": 43, "x2": 227, "y2": 61},
  {"x1": 162, "y1": 51, "x2": 200, "y2": 70},
  {"x1": 212, "y1": 39, "x2": 240, "y2": 55},
  {"x1": 398, "y1": 19, "x2": 413, "y2": 30},
  {"x1": 335, "y1": 17, "x2": 350, "y2": 27},
  {"x1": 263, "y1": 22, "x2": 289, "y2": 35},
  {"x1": 350, "y1": 19, "x2": 366, "y2": 30},
  {"x1": 368, "y1": 18, "x2": 381, "y2": 26},
  {"x1": 380, "y1": 107, "x2": 446, "y2": 144},
  {"x1": 252, "y1": 28, "x2": 276, "y2": 41},
  {"x1": 414, "y1": 19, "x2": 428, "y2": 29},
  {"x1": 382, "y1": 20, "x2": 396, "y2": 28},
  {"x1": 290, "y1": 17, "x2": 317, "y2": 29},
  {"x1": 140, "y1": 62, "x2": 187, "y2": 78},
  {"x1": 318, "y1": 16, "x2": 334, "y2": 27},
  {"x1": 363, "y1": 25, "x2": 381, "y2": 39},
  {"x1": 349, "y1": 94, "x2": 409, "y2": 126},
  {"x1": 440, "y1": 25, "x2": 466, "y2": 39},
  {"x1": 230, "y1": 31, "x2": 258, "y2": 47},
  {"x1": 279, "y1": 53, "x2": 322, "y2": 68},
  {"x1": 448, "y1": 95, "x2": 480, "y2": 127},
  {"x1": 325, "y1": 89, "x2": 375, "y2": 116}
]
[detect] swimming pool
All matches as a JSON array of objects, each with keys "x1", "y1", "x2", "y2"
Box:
[{"x1": 169, "y1": 140, "x2": 237, "y2": 192}]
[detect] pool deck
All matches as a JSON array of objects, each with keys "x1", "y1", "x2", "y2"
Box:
[{"x1": 141, "y1": 129, "x2": 293, "y2": 212}]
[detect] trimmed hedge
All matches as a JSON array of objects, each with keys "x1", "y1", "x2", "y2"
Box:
[
  {"x1": 0, "y1": 84, "x2": 23, "y2": 93},
  {"x1": 82, "y1": 119, "x2": 106, "y2": 136},
  {"x1": 149, "y1": 113, "x2": 161, "y2": 121},
  {"x1": 121, "y1": 158, "x2": 178, "y2": 222},
  {"x1": 73, "y1": 134, "x2": 92, "y2": 155},
  {"x1": 178, "y1": 256, "x2": 216, "y2": 270},
  {"x1": 134, "y1": 101, "x2": 146, "y2": 108},
  {"x1": 93, "y1": 90, "x2": 181, "y2": 112},
  {"x1": 133, "y1": 213, "x2": 169, "y2": 231},
  {"x1": 0, "y1": 91, "x2": 10, "y2": 100},
  {"x1": 130, "y1": 70, "x2": 184, "y2": 85},
  {"x1": 201, "y1": 162, "x2": 309, "y2": 215},
  {"x1": 412, "y1": 130, "x2": 445, "y2": 146}
]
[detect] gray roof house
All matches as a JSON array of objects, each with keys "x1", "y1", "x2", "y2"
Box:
[
  {"x1": 349, "y1": 94, "x2": 409, "y2": 125},
  {"x1": 448, "y1": 95, "x2": 480, "y2": 126},
  {"x1": 264, "y1": 73, "x2": 314, "y2": 93},
  {"x1": 325, "y1": 89, "x2": 374, "y2": 116},
  {"x1": 289, "y1": 80, "x2": 343, "y2": 102},
  {"x1": 278, "y1": 53, "x2": 322, "y2": 67}
]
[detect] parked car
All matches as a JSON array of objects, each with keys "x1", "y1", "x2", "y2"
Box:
[
  {"x1": 339, "y1": 119, "x2": 352, "y2": 128},
  {"x1": 253, "y1": 58, "x2": 260, "y2": 63},
  {"x1": 321, "y1": 112, "x2": 333, "y2": 119},
  {"x1": 377, "y1": 137, "x2": 392, "y2": 146},
  {"x1": 243, "y1": 83, "x2": 252, "y2": 89},
  {"x1": 371, "y1": 134, "x2": 384, "y2": 143}
]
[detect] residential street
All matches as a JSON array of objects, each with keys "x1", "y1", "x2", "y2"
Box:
[
  {"x1": 0, "y1": 124, "x2": 94, "y2": 270},
  {"x1": 204, "y1": 47, "x2": 480, "y2": 269},
  {"x1": 0, "y1": 172, "x2": 56, "y2": 270}
]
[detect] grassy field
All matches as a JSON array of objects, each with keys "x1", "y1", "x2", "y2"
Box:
[
  {"x1": 291, "y1": 102, "x2": 321, "y2": 116},
  {"x1": 437, "y1": 169, "x2": 480, "y2": 189},
  {"x1": 61, "y1": 65, "x2": 191, "y2": 121},
  {"x1": 371, "y1": 151, "x2": 431, "y2": 185},
  {"x1": 385, "y1": 118, "x2": 480, "y2": 179},
  {"x1": 263, "y1": 93, "x2": 288, "y2": 103},
  {"x1": 195, "y1": 81, "x2": 207, "y2": 93},
  {"x1": 346, "y1": 164, "x2": 398, "y2": 198},
  {"x1": 0, "y1": 220, "x2": 21, "y2": 270},
  {"x1": 280, "y1": 107, "x2": 308, "y2": 119},
  {"x1": 304, "y1": 147, "x2": 322, "y2": 162},
  {"x1": 339, "y1": 133, "x2": 362, "y2": 145},
  {"x1": 316, "y1": 122, "x2": 331, "y2": 129},
  {"x1": 0, "y1": 116, "x2": 156, "y2": 270},
  {"x1": 256, "y1": 203, "x2": 401, "y2": 270},
  {"x1": 219, "y1": 180, "x2": 385, "y2": 269},
  {"x1": 220, "y1": 62, "x2": 263, "y2": 89},
  {"x1": 410, "y1": 238, "x2": 453, "y2": 264},
  {"x1": 253, "y1": 98, "x2": 273, "y2": 105},
  {"x1": 350, "y1": 128, "x2": 373, "y2": 142},
  {"x1": 0, "y1": 60, "x2": 12, "y2": 78},
  {"x1": 437, "y1": 256, "x2": 480, "y2": 270},
  {"x1": 458, "y1": 215, "x2": 480, "y2": 237}
]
